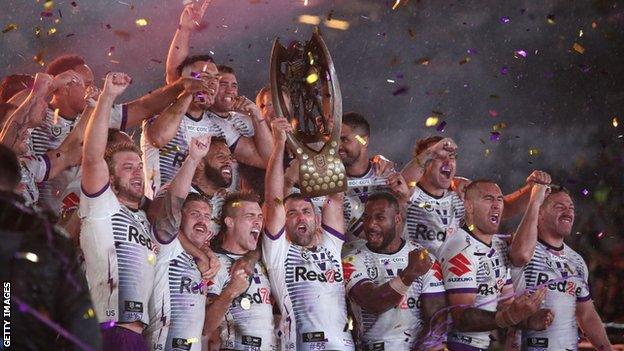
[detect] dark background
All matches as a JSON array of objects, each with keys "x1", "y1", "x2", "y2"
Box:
[{"x1": 1, "y1": 0, "x2": 623, "y2": 322}]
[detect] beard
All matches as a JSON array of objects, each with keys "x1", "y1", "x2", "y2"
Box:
[
  {"x1": 340, "y1": 149, "x2": 360, "y2": 167},
  {"x1": 113, "y1": 177, "x2": 143, "y2": 203},
  {"x1": 204, "y1": 164, "x2": 231, "y2": 188}
]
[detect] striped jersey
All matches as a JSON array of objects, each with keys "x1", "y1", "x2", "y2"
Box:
[
  {"x1": 405, "y1": 185, "x2": 465, "y2": 256},
  {"x1": 206, "y1": 248, "x2": 278, "y2": 351},
  {"x1": 32, "y1": 105, "x2": 126, "y2": 214},
  {"x1": 342, "y1": 240, "x2": 446, "y2": 350},
  {"x1": 511, "y1": 240, "x2": 591, "y2": 351},
  {"x1": 18, "y1": 153, "x2": 50, "y2": 206},
  {"x1": 141, "y1": 111, "x2": 242, "y2": 200},
  {"x1": 438, "y1": 228, "x2": 511, "y2": 350},
  {"x1": 220, "y1": 111, "x2": 254, "y2": 137},
  {"x1": 146, "y1": 237, "x2": 206, "y2": 351},
  {"x1": 78, "y1": 183, "x2": 157, "y2": 326},
  {"x1": 262, "y1": 224, "x2": 355, "y2": 351}
]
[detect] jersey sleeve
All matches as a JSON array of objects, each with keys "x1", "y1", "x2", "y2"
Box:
[
  {"x1": 421, "y1": 259, "x2": 446, "y2": 297},
  {"x1": 342, "y1": 252, "x2": 372, "y2": 294},
  {"x1": 231, "y1": 113, "x2": 255, "y2": 137},
  {"x1": 218, "y1": 120, "x2": 243, "y2": 149},
  {"x1": 78, "y1": 183, "x2": 121, "y2": 219},
  {"x1": 108, "y1": 103, "x2": 129, "y2": 131},
  {"x1": 440, "y1": 246, "x2": 478, "y2": 294},
  {"x1": 206, "y1": 255, "x2": 230, "y2": 297},
  {"x1": 261, "y1": 226, "x2": 288, "y2": 268},
  {"x1": 576, "y1": 259, "x2": 592, "y2": 302},
  {"x1": 21, "y1": 154, "x2": 51, "y2": 183}
]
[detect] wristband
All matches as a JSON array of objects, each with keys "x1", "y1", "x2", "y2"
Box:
[{"x1": 389, "y1": 277, "x2": 409, "y2": 295}]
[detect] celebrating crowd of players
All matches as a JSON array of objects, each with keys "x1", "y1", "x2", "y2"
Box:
[{"x1": 0, "y1": 1, "x2": 615, "y2": 351}]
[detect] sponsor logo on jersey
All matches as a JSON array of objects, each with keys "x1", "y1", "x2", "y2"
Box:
[
  {"x1": 233, "y1": 287, "x2": 272, "y2": 307},
  {"x1": 51, "y1": 126, "x2": 62, "y2": 137},
  {"x1": 448, "y1": 253, "x2": 472, "y2": 276},
  {"x1": 179, "y1": 276, "x2": 206, "y2": 294},
  {"x1": 412, "y1": 223, "x2": 446, "y2": 242},
  {"x1": 172, "y1": 338, "x2": 192, "y2": 350},
  {"x1": 294, "y1": 266, "x2": 343, "y2": 283},
  {"x1": 342, "y1": 261, "x2": 356, "y2": 281},
  {"x1": 536, "y1": 273, "x2": 582, "y2": 297},
  {"x1": 127, "y1": 226, "x2": 154, "y2": 250},
  {"x1": 431, "y1": 261, "x2": 443, "y2": 281}
]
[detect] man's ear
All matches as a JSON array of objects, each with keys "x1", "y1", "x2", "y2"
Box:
[{"x1": 224, "y1": 216, "x2": 234, "y2": 229}]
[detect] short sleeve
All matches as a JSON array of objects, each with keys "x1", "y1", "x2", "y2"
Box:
[
  {"x1": 108, "y1": 103, "x2": 128, "y2": 131},
  {"x1": 21, "y1": 154, "x2": 50, "y2": 183},
  {"x1": 441, "y1": 251, "x2": 477, "y2": 294},
  {"x1": 230, "y1": 112, "x2": 255, "y2": 137},
  {"x1": 342, "y1": 252, "x2": 372, "y2": 294},
  {"x1": 576, "y1": 260, "x2": 592, "y2": 302},
  {"x1": 206, "y1": 256, "x2": 230, "y2": 297},
  {"x1": 261, "y1": 226, "x2": 288, "y2": 268},
  {"x1": 78, "y1": 183, "x2": 121, "y2": 219},
  {"x1": 421, "y1": 260, "x2": 446, "y2": 297}
]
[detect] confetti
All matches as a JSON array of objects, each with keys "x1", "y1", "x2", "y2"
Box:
[
  {"x1": 459, "y1": 57, "x2": 471, "y2": 65},
  {"x1": 492, "y1": 122, "x2": 507, "y2": 131},
  {"x1": 392, "y1": 86, "x2": 408, "y2": 96},
  {"x1": 48, "y1": 28, "x2": 57, "y2": 36},
  {"x1": 501, "y1": 66, "x2": 509, "y2": 75},
  {"x1": 2, "y1": 24, "x2": 18, "y2": 33},
  {"x1": 35, "y1": 26, "x2": 42, "y2": 37},
  {"x1": 135, "y1": 18, "x2": 148, "y2": 27},
  {"x1": 500, "y1": 16, "x2": 510, "y2": 24},
  {"x1": 305, "y1": 72, "x2": 319, "y2": 84},
  {"x1": 591, "y1": 21, "x2": 597, "y2": 29},
  {"x1": 274, "y1": 197, "x2": 283, "y2": 205},
  {"x1": 15, "y1": 252, "x2": 39, "y2": 263},
  {"x1": 387, "y1": 79, "x2": 395, "y2": 83},
  {"x1": 597, "y1": 232, "x2": 605, "y2": 239},
  {"x1": 231, "y1": 202, "x2": 241, "y2": 208},
  {"x1": 415, "y1": 57, "x2": 430, "y2": 65},
  {"x1": 484, "y1": 148, "x2": 491, "y2": 157},
  {"x1": 490, "y1": 131, "x2": 501, "y2": 141},
  {"x1": 528, "y1": 148, "x2": 540, "y2": 156},
  {"x1": 436, "y1": 121, "x2": 447, "y2": 132},
  {"x1": 581, "y1": 189, "x2": 590, "y2": 196},
  {"x1": 546, "y1": 15, "x2": 555, "y2": 24},
  {"x1": 578, "y1": 29, "x2": 583, "y2": 37},
  {"x1": 44, "y1": 0, "x2": 54, "y2": 11},
  {"x1": 612, "y1": 117, "x2": 618, "y2": 127},
  {"x1": 408, "y1": 29, "x2": 416, "y2": 39},
  {"x1": 488, "y1": 110, "x2": 498, "y2": 117},
  {"x1": 83, "y1": 308, "x2": 96, "y2": 319},
  {"x1": 147, "y1": 252, "x2": 156, "y2": 265},
  {"x1": 108, "y1": 46, "x2": 115, "y2": 56},
  {"x1": 355, "y1": 135, "x2": 367, "y2": 146},
  {"x1": 34, "y1": 51, "x2": 45, "y2": 66},
  {"x1": 514, "y1": 50, "x2": 527, "y2": 58},
  {"x1": 425, "y1": 116, "x2": 439, "y2": 127},
  {"x1": 408, "y1": 181, "x2": 417, "y2": 187},
  {"x1": 572, "y1": 43, "x2": 585, "y2": 54},
  {"x1": 298, "y1": 15, "x2": 320, "y2": 25},
  {"x1": 324, "y1": 19, "x2": 349, "y2": 30},
  {"x1": 468, "y1": 224, "x2": 475, "y2": 231}
]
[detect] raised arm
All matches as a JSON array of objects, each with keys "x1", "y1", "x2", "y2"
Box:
[
  {"x1": 232, "y1": 137, "x2": 266, "y2": 168},
  {"x1": 502, "y1": 170, "x2": 551, "y2": 220},
  {"x1": 166, "y1": 0, "x2": 210, "y2": 84},
  {"x1": 508, "y1": 184, "x2": 549, "y2": 267},
  {"x1": 153, "y1": 135, "x2": 211, "y2": 244},
  {"x1": 233, "y1": 96, "x2": 272, "y2": 164},
  {"x1": 347, "y1": 248, "x2": 432, "y2": 314},
  {"x1": 81, "y1": 72, "x2": 131, "y2": 195},
  {"x1": 263, "y1": 117, "x2": 292, "y2": 235},
  {"x1": 145, "y1": 91, "x2": 193, "y2": 148}
]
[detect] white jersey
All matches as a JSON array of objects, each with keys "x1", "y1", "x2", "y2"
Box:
[
  {"x1": 511, "y1": 240, "x2": 591, "y2": 351},
  {"x1": 141, "y1": 111, "x2": 242, "y2": 200},
  {"x1": 206, "y1": 248, "x2": 278, "y2": 351},
  {"x1": 18, "y1": 153, "x2": 50, "y2": 206},
  {"x1": 405, "y1": 185, "x2": 465, "y2": 256},
  {"x1": 146, "y1": 238, "x2": 206, "y2": 351},
  {"x1": 222, "y1": 111, "x2": 255, "y2": 137},
  {"x1": 31, "y1": 105, "x2": 126, "y2": 214},
  {"x1": 79, "y1": 183, "x2": 156, "y2": 326},
  {"x1": 438, "y1": 227, "x2": 511, "y2": 349},
  {"x1": 262, "y1": 224, "x2": 355, "y2": 351},
  {"x1": 342, "y1": 241, "x2": 446, "y2": 350}
]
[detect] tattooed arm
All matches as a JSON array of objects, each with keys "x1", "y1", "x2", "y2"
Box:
[{"x1": 153, "y1": 135, "x2": 211, "y2": 244}]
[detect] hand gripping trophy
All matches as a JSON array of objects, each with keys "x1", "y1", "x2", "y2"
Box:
[{"x1": 269, "y1": 27, "x2": 347, "y2": 197}]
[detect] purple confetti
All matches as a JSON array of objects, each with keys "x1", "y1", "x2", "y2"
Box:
[
  {"x1": 514, "y1": 50, "x2": 527, "y2": 58},
  {"x1": 581, "y1": 189, "x2": 590, "y2": 196},
  {"x1": 490, "y1": 131, "x2": 501, "y2": 141},
  {"x1": 436, "y1": 121, "x2": 447, "y2": 132},
  {"x1": 392, "y1": 86, "x2": 409, "y2": 96},
  {"x1": 190, "y1": 71, "x2": 201, "y2": 79},
  {"x1": 500, "y1": 16, "x2": 510, "y2": 23},
  {"x1": 396, "y1": 73, "x2": 404, "y2": 79},
  {"x1": 501, "y1": 66, "x2": 509, "y2": 75},
  {"x1": 467, "y1": 48, "x2": 477, "y2": 55}
]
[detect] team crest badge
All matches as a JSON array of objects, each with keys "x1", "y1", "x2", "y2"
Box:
[
  {"x1": 51, "y1": 126, "x2": 62, "y2": 137},
  {"x1": 367, "y1": 266, "x2": 378, "y2": 279}
]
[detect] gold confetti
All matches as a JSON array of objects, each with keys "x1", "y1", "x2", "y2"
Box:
[
  {"x1": 392, "y1": 0, "x2": 408, "y2": 10},
  {"x1": 572, "y1": 43, "x2": 585, "y2": 54},
  {"x1": 274, "y1": 197, "x2": 283, "y2": 205},
  {"x1": 484, "y1": 148, "x2": 491, "y2": 157},
  {"x1": 47, "y1": 27, "x2": 57, "y2": 36},
  {"x1": 468, "y1": 224, "x2": 475, "y2": 231},
  {"x1": 324, "y1": 19, "x2": 349, "y2": 30},
  {"x1": 355, "y1": 135, "x2": 367, "y2": 146},
  {"x1": 307, "y1": 51, "x2": 314, "y2": 65},
  {"x1": 186, "y1": 338, "x2": 199, "y2": 344},
  {"x1": 546, "y1": 16, "x2": 556, "y2": 25},
  {"x1": 83, "y1": 308, "x2": 95, "y2": 319},
  {"x1": 528, "y1": 148, "x2": 540, "y2": 156},
  {"x1": 305, "y1": 72, "x2": 319, "y2": 84},
  {"x1": 34, "y1": 26, "x2": 41, "y2": 37},
  {"x1": 492, "y1": 122, "x2": 507, "y2": 131},
  {"x1": 44, "y1": 0, "x2": 54, "y2": 11},
  {"x1": 147, "y1": 252, "x2": 156, "y2": 265},
  {"x1": 408, "y1": 181, "x2": 417, "y2": 188},
  {"x1": 298, "y1": 15, "x2": 320, "y2": 25},
  {"x1": 231, "y1": 202, "x2": 241, "y2": 208},
  {"x1": 613, "y1": 117, "x2": 619, "y2": 127},
  {"x1": 418, "y1": 249, "x2": 429, "y2": 261},
  {"x1": 135, "y1": 18, "x2": 149, "y2": 27},
  {"x1": 459, "y1": 57, "x2": 471, "y2": 65},
  {"x1": 2, "y1": 24, "x2": 18, "y2": 33},
  {"x1": 578, "y1": 29, "x2": 583, "y2": 37},
  {"x1": 425, "y1": 116, "x2": 439, "y2": 127},
  {"x1": 347, "y1": 316, "x2": 354, "y2": 331},
  {"x1": 33, "y1": 51, "x2": 45, "y2": 66}
]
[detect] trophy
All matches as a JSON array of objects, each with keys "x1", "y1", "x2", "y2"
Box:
[{"x1": 269, "y1": 28, "x2": 346, "y2": 198}]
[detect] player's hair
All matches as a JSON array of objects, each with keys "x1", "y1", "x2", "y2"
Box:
[
  {"x1": 220, "y1": 191, "x2": 260, "y2": 227},
  {"x1": 107, "y1": 129, "x2": 133, "y2": 146},
  {"x1": 343, "y1": 112, "x2": 370, "y2": 137},
  {"x1": 183, "y1": 192, "x2": 212, "y2": 210},
  {"x1": 366, "y1": 191, "x2": 400, "y2": 214},
  {"x1": 46, "y1": 54, "x2": 86, "y2": 76},
  {"x1": 0, "y1": 144, "x2": 21, "y2": 191},
  {"x1": 283, "y1": 192, "x2": 313, "y2": 207},
  {"x1": 0, "y1": 74, "x2": 34, "y2": 103},
  {"x1": 414, "y1": 136, "x2": 443, "y2": 156},
  {"x1": 217, "y1": 65, "x2": 235, "y2": 74},
  {"x1": 542, "y1": 184, "x2": 571, "y2": 207},
  {"x1": 176, "y1": 55, "x2": 215, "y2": 77},
  {"x1": 104, "y1": 142, "x2": 142, "y2": 174},
  {"x1": 464, "y1": 179, "x2": 498, "y2": 201}
]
